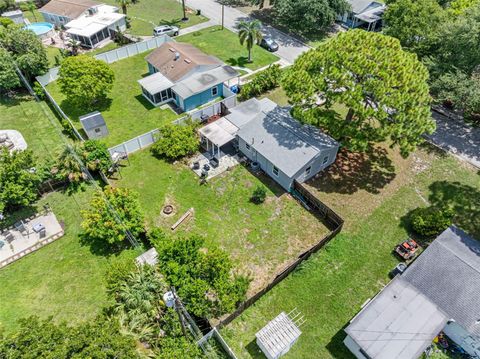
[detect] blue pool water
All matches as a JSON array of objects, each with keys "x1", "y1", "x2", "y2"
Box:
[{"x1": 24, "y1": 22, "x2": 54, "y2": 36}]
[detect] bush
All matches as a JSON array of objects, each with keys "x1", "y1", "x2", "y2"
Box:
[
  {"x1": 239, "y1": 64, "x2": 282, "y2": 101},
  {"x1": 151, "y1": 121, "x2": 199, "y2": 160},
  {"x1": 410, "y1": 206, "x2": 454, "y2": 237},
  {"x1": 251, "y1": 185, "x2": 267, "y2": 204}
]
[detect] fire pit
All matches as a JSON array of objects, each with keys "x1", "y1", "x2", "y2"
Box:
[{"x1": 162, "y1": 205, "x2": 174, "y2": 215}]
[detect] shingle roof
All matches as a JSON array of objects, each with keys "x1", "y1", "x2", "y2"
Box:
[
  {"x1": 345, "y1": 276, "x2": 448, "y2": 359},
  {"x1": 347, "y1": 0, "x2": 384, "y2": 14},
  {"x1": 39, "y1": 0, "x2": 99, "y2": 19},
  {"x1": 402, "y1": 226, "x2": 480, "y2": 337},
  {"x1": 236, "y1": 107, "x2": 338, "y2": 177},
  {"x1": 79, "y1": 111, "x2": 105, "y2": 130},
  {"x1": 145, "y1": 42, "x2": 222, "y2": 83},
  {"x1": 225, "y1": 98, "x2": 277, "y2": 129},
  {"x1": 172, "y1": 65, "x2": 239, "y2": 99}
]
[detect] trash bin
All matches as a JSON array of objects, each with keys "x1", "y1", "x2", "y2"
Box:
[{"x1": 197, "y1": 9, "x2": 201, "y2": 15}]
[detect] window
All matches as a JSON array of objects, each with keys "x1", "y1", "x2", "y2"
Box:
[
  {"x1": 211, "y1": 86, "x2": 218, "y2": 97},
  {"x1": 305, "y1": 166, "x2": 311, "y2": 175},
  {"x1": 94, "y1": 128, "x2": 101, "y2": 133},
  {"x1": 272, "y1": 166, "x2": 279, "y2": 176},
  {"x1": 322, "y1": 156, "x2": 329, "y2": 164},
  {"x1": 245, "y1": 143, "x2": 250, "y2": 150}
]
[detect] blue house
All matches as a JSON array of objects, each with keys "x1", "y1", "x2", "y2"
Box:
[{"x1": 138, "y1": 42, "x2": 239, "y2": 112}]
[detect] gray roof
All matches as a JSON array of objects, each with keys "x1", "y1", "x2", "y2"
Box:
[
  {"x1": 79, "y1": 111, "x2": 105, "y2": 130},
  {"x1": 1, "y1": 10, "x2": 23, "y2": 16},
  {"x1": 225, "y1": 98, "x2": 277, "y2": 129},
  {"x1": 236, "y1": 106, "x2": 338, "y2": 177},
  {"x1": 172, "y1": 65, "x2": 239, "y2": 99},
  {"x1": 137, "y1": 72, "x2": 174, "y2": 95},
  {"x1": 345, "y1": 276, "x2": 448, "y2": 359},
  {"x1": 403, "y1": 226, "x2": 480, "y2": 337},
  {"x1": 347, "y1": 0, "x2": 384, "y2": 14}
]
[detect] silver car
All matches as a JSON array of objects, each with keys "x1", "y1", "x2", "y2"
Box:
[{"x1": 153, "y1": 25, "x2": 179, "y2": 37}]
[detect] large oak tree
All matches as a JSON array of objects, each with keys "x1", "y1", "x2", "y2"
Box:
[{"x1": 283, "y1": 30, "x2": 435, "y2": 157}]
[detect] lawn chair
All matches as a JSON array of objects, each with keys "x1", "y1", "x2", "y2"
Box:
[
  {"x1": 3, "y1": 231, "x2": 14, "y2": 243},
  {"x1": 14, "y1": 220, "x2": 27, "y2": 233}
]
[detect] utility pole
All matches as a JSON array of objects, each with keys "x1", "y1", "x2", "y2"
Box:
[
  {"x1": 182, "y1": 0, "x2": 188, "y2": 21},
  {"x1": 221, "y1": 5, "x2": 224, "y2": 30},
  {"x1": 172, "y1": 287, "x2": 188, "y2": 337}
]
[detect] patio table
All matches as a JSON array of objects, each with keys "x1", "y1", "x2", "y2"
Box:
[{"x1": 32, "y1": 223, "x2": 45, "y2": 233}]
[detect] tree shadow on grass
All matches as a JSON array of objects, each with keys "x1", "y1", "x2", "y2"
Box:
[
  {"x1": 59, "y1": 97, "x2": 113, "y2": 120},
  {"x1": 135, "y1": 94, "x2": 155, "y2": 110},
  {"x1": 79, "y1": 232, "x2": 131, "y2": 257},
  {"x1": 308, "y1": 147, "x2": 396, "y2": 195},
  {"x1": 226, "y1": 56, "x2": 250, "y2": 68}
]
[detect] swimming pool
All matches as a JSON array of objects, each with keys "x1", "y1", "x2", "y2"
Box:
[{"x1": 24, "y1": 22, "x2": 54, "y2": 38}]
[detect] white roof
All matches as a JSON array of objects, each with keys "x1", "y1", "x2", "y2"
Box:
[
  {"x1": 345, "y1": 276, "x2": 448, "y2": 359},
  {"x1": 138, "y1": 72, "x2": 174, "y2": 95},
  {"x1": 256, "y1": 312, "x2": 302, "y2": 358},
  {"x1": 198, "y1": 117, "x2": 238, "y2": 147},
  {"x1": 65, "y1": 4, "x2": 124, "y2": 37},
  {"x1": 135, "y1": 248, "x2": 158, "y2": 266}
]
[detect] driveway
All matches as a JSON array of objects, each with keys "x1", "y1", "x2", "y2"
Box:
[
  {"x1": 427, "y1": 110, "x2": 480, "y2": 168},
  {"x1": 184, "y1": 0, "x2": 311, "y2": 64}
]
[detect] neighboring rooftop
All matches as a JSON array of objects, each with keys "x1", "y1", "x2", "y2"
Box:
[
  {"x1": 345, "y1": 276, "x2": 448, "y2": 359},
  {"x1": 145, "y1": 42, "x2": 222, "y2": 82},
  {"x1": 347, "y1": 0, "x2": 384, "y2": 14},
  {"x1": 172, "y1": 65, "x2": 239, "y2": 99},
  {"x1": 65, "y1": 4, "x2": 124, "y2": 37},
  {"x1": 225, "y1": 98, "x2": 277, "y2": 129},
  {"x1": 236, "y1": 106, "x2": 338, "y2": 177},
  {"x1": 39, "y1": 0, "x2": 99, "y2": 19},
  {"x1": 79, "y1": 111, "x2": 106, "y2": 130},
  {"x1": 402, "y1": 226, "x2": 480, "y2": 337}
]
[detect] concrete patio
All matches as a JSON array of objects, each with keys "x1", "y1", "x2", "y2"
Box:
[
  {"x1": 0, "y1": 211, "x2": 64, "y2": 268},
  {"x1": 190, "y1": 151, "x2": 243, "y2": 180}
]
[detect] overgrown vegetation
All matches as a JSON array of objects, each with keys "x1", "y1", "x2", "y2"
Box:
[
  {"x1": 151, "y1": 122, "x2": 199, "y2": 160},
  {"x1": 239, "y1": 64, "x2": 282, "y2": 101},
  {"x1": 250, "y1": 185, "x2": 267, "y2": 204},
  {"x1": 410, "y1": 206, "x2": 455, "y2": 237}
]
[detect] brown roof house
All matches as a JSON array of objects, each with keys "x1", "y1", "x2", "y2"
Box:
[
  {"x1": 39, "y1": 0, "x2": 98, "y2": 26},
  {"x1": 138, "y1": 42, "x2": 239, "y2": 112}
]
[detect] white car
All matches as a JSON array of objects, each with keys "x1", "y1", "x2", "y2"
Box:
[{"x1": 153, "y1": 25, "x2": 179, "y2": 37}]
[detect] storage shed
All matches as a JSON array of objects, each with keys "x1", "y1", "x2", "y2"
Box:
[
  {"x1": 80, "y1": 111, "x2": 108, "y2": 139},
  {"x1": 256, "y1": 310, "x2": 303, "y2": 359}
]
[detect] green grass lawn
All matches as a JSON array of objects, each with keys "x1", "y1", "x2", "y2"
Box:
[
  {"x1": 46, "y1": 50, "x2": 179, "y2": 147},
  {"x1": 101, "y1": 0, "x2": 208, "y2": 36},
  {"x1": 177, "y1": 26, "x2": 279, "y2": 71},
  {"x1": 221, "y1": 147, "x2": 479, "y2": 358},
  {"x1": 112, "y1": 150, "x2": 330, "y2": 294},
  {"x1": 0, "y1": 95, "x2": 63, "y2": 162}
]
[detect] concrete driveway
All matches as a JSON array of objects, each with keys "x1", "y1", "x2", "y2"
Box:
[
  {"x1": 184, "y1": 0, "x2": 311, "y2": 64},
  {"x1": 427, "y1": 111, "x2": 480, "y2": 168}
]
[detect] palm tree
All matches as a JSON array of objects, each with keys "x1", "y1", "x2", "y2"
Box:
[
  {"x1": 238, "y1": 20, "x2": 263, "y2": 63},
  {"x1": 115, "y1": 0, "x2": 131, "y2": 15},
  {"x1": 66, "y1": 38, "x2": 81, "y2": 56},
  {"x1": 21, "y1": 1, "x2": 37, "y2": 22},
  {"x1": 55, "y1": 143, "x2": 86, "y2": 183}
]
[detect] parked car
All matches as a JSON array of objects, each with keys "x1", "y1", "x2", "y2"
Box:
[
  {"x1": 153, "y1": 25, "x2": 179, "y2": 37},
  {"x1": 260, "y1": 37, "x2": 279, "y2": 52}
]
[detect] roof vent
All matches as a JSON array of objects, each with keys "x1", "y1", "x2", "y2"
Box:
[
  {"x1": 174, "y1": 52, "x2": 180, "y2": 61},
  {"x1": 184, "y1": 58, "x2": 191, "y2": 64}
]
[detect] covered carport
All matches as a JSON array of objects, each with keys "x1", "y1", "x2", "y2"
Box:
[{"x1": 198, "y1": 118, "x2": 238, "y2": 158}]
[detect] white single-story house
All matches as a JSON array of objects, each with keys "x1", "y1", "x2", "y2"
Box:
[
  {"x1": 80, "y1": 111, "x2": 108, "y2": 139},
  {"x1": 337, "y1": 0, "x2": 385, "y2": 30},
  {"x1": 198, "y1": 98, "x2": 340, "y2": 191},
  {"x1": 39, "y1": 0, "x2": 126, "y2": 48},
  {"x1": 137, "y1": 42, "x2": 239, "y2": 112},
  {"x1": 344, "y1": 226, "x2": 480, "y2": 359}
]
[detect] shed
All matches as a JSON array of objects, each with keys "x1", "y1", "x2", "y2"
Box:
[
  {"x1": 136, "y1": 248, "x2": 158, "y2": 266},
  {"x1": 256, "y1": 310, "x2": 303, "y2": 359},
  {"x1": 79, "y1": 111, "x2": 108, "y2": 139},
  {"x1": 1, "y1": 10, "x2": 24, "y2": 24}
]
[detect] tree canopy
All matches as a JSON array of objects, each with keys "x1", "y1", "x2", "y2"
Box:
[
  {"x1": 283, "y1": 30, "x2": 435, "y2": 156},
  {"x1": 0, "y1": 47, "x2": 19, "y2": 91},
  {"x1": 274, "y1": 0, "x2": 349, "y2": 34},
  {"x1": 0, "y1": 148, "x2": 40, "y2": 214},
  {"x1": 81, "y1": 186, "x2": 144, "y2": 244},
  {"x1": 58, "y1": 55, "x2": 114, "y2": 110},
  {"x1": 151, "y1": 122, "x2": 199, "y2": 160}
]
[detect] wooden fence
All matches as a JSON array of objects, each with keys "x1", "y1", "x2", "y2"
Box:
[{"x1": 215, "y1": 181, "x2": 344, "y2": 328}]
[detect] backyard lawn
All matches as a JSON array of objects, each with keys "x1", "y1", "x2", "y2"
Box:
[
  {"x1": 112, "y1": 149, "x2": 330, "y2": 294},
  {"x1": 101, "y1": 0, "x2": 208, "y2": 36},
  {"x1": 221, "y1": 146, "x2": 479, "y2": 358},
  {"x1": 177, "y1": 26, "x2": 279, "y2": 71},
  {"x1": 46, "y1": 50, "x2": 179, "y2": 147}
]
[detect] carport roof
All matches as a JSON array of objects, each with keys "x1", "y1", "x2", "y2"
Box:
[{"x1": 198, "y1": 118, "x2": 238, "y2": 147}]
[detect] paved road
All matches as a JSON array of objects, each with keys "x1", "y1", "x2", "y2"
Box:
[
  {"x1": 428, "y1": 111, "x2": 480, "y2": 168},
  {"x1": 184, "y1": 0, "x2": 311, "y2": 64}
]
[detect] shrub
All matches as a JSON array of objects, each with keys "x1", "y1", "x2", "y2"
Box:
[
  {"x1": 239, "y1": 64, "x2": 282, "y2": 101},
  {"x1": 151, "y1": 121, "x2": 199, "y2": 160},
  {"x1": 410, "y1": 206, "x2": 454, "y2": 237},
  {"x1": 251, "y1": 185, "x2": 267, "y2": 204}
]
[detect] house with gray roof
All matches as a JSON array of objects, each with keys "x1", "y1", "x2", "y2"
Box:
[
  {"x1": 337, "y1": 0, "x2": 385, "y2": 31},
  {"x1": 138, "y1": 42, "x2": 239, "y2": 112},
  {"x1": 198, "y1": 98, "x2": 339, "y2": 191},
  {"x1": 344, "y1": 226, "x2": 480, "y2": 359}
]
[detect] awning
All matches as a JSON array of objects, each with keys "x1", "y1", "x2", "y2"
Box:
[
  {"x1": 137, "y1": 72, "x2": 174, "y2": 95},
  {"x1": 198, "y1": 118, "x2": 238, "y2": 147}
]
